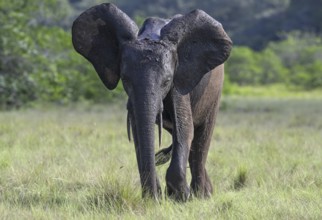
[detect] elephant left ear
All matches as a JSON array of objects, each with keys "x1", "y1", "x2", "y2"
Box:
[{"x1": 161, "y1": 10, "x2": 232, "y2": 95}]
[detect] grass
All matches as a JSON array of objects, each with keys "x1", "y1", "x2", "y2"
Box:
[
  {"x1": 0, "y1": 97, "x2": 322, "y2": 219},
  {"x1": 225, "y1": 83, "x2": 322, "y2": 98}
]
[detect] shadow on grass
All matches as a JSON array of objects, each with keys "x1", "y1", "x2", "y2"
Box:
[
  {"x1": 83, "y1": 178, "x2": 145, "y2": 214},
  {"x1": 2, "y1": 191, "x2": 67, "y2": 209}
]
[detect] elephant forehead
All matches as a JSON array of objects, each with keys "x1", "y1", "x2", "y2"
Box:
[
  {"x1": 122, "y1": 40, "x2": 172, "y2": 60},
  {"x1": 120, "y1": 42, "x2": 175, "y2": 79}
]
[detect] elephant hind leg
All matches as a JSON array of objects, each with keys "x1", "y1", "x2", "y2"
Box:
[
  {"x1": 189, "y1": 114, "x2": 217, "y2": 198},
  {"x1": 190, "y1": 167, "x2": 213, "y2": 198}
]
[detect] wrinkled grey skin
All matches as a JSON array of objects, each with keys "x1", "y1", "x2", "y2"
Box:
[{"x1": 72, "y1": 3, "x2": 232, "y2": 201}]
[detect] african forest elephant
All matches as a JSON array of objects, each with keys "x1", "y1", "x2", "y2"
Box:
[{"x1": 72, "y1": 3, "x2": 232, "y2": 201}]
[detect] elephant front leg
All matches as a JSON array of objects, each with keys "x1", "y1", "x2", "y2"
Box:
[
  {"x1": 165, "y1": 92, "x2": 193, "y2": 201},
  {"x1": 166, "y1": 141, "x2": 191, "y2": 201}
]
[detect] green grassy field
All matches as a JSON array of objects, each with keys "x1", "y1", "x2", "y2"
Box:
[{"x1": 1, "y1": 97, "x2": 322, "y2": 219}]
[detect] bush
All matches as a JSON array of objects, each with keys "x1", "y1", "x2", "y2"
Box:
[
  {"x1": 0, "y1": 0, "x2": 125, "y2": 109},
  {"x1": 225, "y1": 47, "x2": 262, "y2": 85},
  {"x1": 225, "y1": 32, "x2": 322, "y2": 90}
]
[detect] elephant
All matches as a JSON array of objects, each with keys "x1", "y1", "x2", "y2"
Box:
[{"x1": 72, "y1": 3, "x2": 232, "y2": 201}]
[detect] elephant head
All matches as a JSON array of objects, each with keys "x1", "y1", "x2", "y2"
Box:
[{"x1": 72, "y1": 3, "x2": 232, "y2": 199}]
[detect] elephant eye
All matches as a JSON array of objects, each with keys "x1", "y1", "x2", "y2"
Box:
[
  {"x1": 122, "y1": 76, "x2": 131, "y2": 87},
  {"x1": 122, "y1": 74, "x2": 129, "y2": 81},
  {"x1": 162, "y1": 77, "x2": 171, "y2": 87}
]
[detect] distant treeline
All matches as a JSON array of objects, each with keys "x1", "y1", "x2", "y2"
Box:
[
  {"x1": 1, "y1": 0, "x2": 321, "y2": 109},
  {"x1": 71, "y1": 0, "x2": 322, "y2": 50}
]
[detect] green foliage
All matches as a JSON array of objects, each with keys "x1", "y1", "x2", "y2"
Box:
[
  {"x1": 257, "y1": 49, "x2": 288, "y2": 85},
  {"x1": 226, "y1": 47, "x2": 262, "y2": 85},
  {"x1": 225, "y1": 33, "x2": 322, "y2": 90},
  {"x1": 0, "y1": 0, "x2": 125, "y2": 109},
  {"x1": 225, "y1": 46, "x2": 288, "y2": 86},
  {"x1": 269, "y1": 33, "x2": 322, "y2": 89},
  {"x1": 27, "y1": 26, "x2": 122, "y2": 103}
]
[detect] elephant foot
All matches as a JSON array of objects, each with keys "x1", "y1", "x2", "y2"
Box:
[
  {"x1": 191, "y1": 183, "x2": 212, "y2": 198},
  {"x1": 141, "y1": 176, "x2": 162, "y2": 201},
  {"x1": 165, "y1": 166, "x2": 190, "y2": 202},
  {"x1": 166, "y1": 183, "x2": 190, "y2": 202},
  {"x1": 190, "y1": 172, "x2": 213, "y2": 198}
]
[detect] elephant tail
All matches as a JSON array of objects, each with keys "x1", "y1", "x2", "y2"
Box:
[{"x1": 155, "y1": 145, "x2": 172, "y2": 166}]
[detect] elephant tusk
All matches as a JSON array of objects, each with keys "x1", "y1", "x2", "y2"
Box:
[
  {"x1": 158, "y1": 104, "x2": 163, "y2": 148},
  {"x1": 127, "y1": 111, "x2": 132, "y2": 142}
]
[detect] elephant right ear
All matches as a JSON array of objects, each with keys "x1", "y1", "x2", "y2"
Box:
[{"x1": 72, "y1": 3, "x2": 138, "y2": 90}]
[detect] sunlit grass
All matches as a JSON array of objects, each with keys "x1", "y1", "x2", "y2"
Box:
[
  {"x1": 0, "y1": 97, "x2": 322, "y2": 219},
  {"x1": 225, "y1": 84, "x2": 322, "y2": 98}
]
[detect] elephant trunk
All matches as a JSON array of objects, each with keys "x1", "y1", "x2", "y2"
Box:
[{"x1": 132, "y1": 93, "x2": 160, "y2": 199}]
